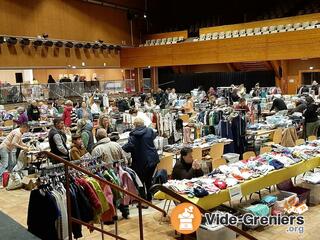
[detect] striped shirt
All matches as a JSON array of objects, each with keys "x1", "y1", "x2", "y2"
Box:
[{"x1": 0, "y1": 128, "x2": 23, "y2": 151}]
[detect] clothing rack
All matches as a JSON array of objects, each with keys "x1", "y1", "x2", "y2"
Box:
[{"x1": 38, "y1": 151, "x2": 166, "y2": 240}]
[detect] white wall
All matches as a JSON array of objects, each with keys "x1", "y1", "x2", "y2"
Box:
[{"x1": 0, "y1": 70, "x2": 34, "y2": 84}]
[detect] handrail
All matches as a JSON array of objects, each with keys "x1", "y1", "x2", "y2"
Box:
[
  {"x1": 40, "y1": 151, "x2": 167, "y2": 240},
  {"x1": 155, "y1": 184, "x2": 258, "y2": 240}
]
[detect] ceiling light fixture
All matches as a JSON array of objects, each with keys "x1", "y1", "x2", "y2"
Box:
[
  {"x1": 55, "y1": 41, "x2": 63, "y2": 48},
  {"x1": 20, "y1": 38, "x2": 30, "y2": 46},
  {"x1": 44, "y1": 40, "x2": 53, "y2": 47},
  {"x1": 84, "y1": 43, "x2": 92, "y2": 49},
  {"x1": 65, "y1": 41, "x2": 74, "y2": 48},
  {"x1": 7, "y1": 37, "x2": 17, "y2": 45}
]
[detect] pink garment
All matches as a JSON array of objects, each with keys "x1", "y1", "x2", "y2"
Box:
[
  {"x1": 62, "y1": 106, "x2": 73, "y2": 127},
  {"x1": 119, "y1": 166, "x2": 139, "y2": 205},
  {"x1": 99, "y1": 181, "x2": 116, "y2": 222}
]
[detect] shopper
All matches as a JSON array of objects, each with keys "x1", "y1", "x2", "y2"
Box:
[
  {"x1": 14, "y1": 107, "x2": 28, "y2": 126},
  {"x1": 47, "y1": 74, "x2": 56, "y2": 84},
  {"x1": 77, "y1": 101, "x2": 93, "y2": 121},
  {"x1": 122, "y1": 118, "x2": 159, "y2": 203},
  {"x1": 62, "y1": 100, "x2": 78, "y2": 130},
  {"x1": 98, "y1": 114, "x2": 116, "y2": 134},
  {"x1": 160, "y1": 89, "x2": 169, "y2": 109},
  {"x1": 172, "y1": 147, "x2": 203, "y2": 180},
  {"x1": 70, "y1": 134, "x2": 88, "y2": 161},
  {"x1": 235, "y1": 98, "x2": 250, "y2": 113},
  {"x1": 0, "y1": 123, "x2": 30, "y2": 184},
  {"x1": 48, "y1": 118, "x2": 69, "y2": 161},
  {"x1": 168, "y1": 88, "x2": 177, "y2": 106},
  {"x1": 207, "y1": 87, "x2": 216, "y2": 97},
  {"x1": 129, "y1": 108, "x2": 152, "y2": 128},
  {"x1": 183, "y1": 94, "x2": 194, "y2": 115},
  {"x1": 144, "y1": 96, "x2": 155, "y2": 111},
  {"x1": 289, "y1": 99, "x2": 307, "y2": 115},
  {"x1": 92, "y1": 128, "x2": 126, "y2": 164},
  {"x1": 91, "y1": 100, "x2": 101, "y2": 119},
  {"x1": 270, "y1": 97, "x2": 287, "y2": 112},
  {"x1": 27, "y1": 100, "x2": 40, "y2": 121},
  {"x1": 197, "y1": 86, "x2": 207, "y2": 102},
  {"x1": 77, "y1": 119, "x2": 94, "y2": 153},
  {"x1": 304, "y1": 96, "x2": 320, "y2": 137}
]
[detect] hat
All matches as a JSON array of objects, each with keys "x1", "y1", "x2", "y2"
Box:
[{"x1": 72, "y1": 134, "x2": 81, "y2": 141}]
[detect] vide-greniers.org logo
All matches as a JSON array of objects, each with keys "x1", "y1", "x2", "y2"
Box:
[{"x1": 205, "y1": 213, "x2": 304, "y2": 226}]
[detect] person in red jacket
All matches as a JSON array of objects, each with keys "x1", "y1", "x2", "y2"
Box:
[{"x1": 62, "y1": 100, "x2": 73, "y2": 128}]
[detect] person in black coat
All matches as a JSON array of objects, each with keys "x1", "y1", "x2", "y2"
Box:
[
  {"x1": 270, "y1": 97, "x2": 287, "y2": 112},
  {"x1": 27, "y1": 100, "x2": 40, "y2": 121},
  {"x1": 172, "y1": 147, "x2": 203, "y2": 180},
  {"x1": 122, "y1": 117, "x2": 159, "y2": 203}
]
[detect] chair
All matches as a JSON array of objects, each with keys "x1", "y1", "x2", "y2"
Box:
[
  {"x1": 269, "y1": 25, "x2": 277, "y2": 33},
  {"x1": 261, "y1": 26, "x2": 269, "y2": 34},
  {"x1": 154, "y1": 39, "x2": 161, "y2": 45},
  {"x1": 264, "y1": 128, "x2": 282, "y2": 146},
  {"x1": 212, "y1": 32, "x2": 219, "y2": 39},
  {"x1": 150, "y1": 39, "x2": 156, "y2": 46},
  {"x1": 277, "y1": 179, "x2": 310, "y2": 205},
  {"x1": 166, "y1": 37, "x2": 173, "y2": 44},
  {"x1": 232, "y1": 30, "x2": 239, "y2": 37},
  {"x1": 4, "y1": 120, "x2": 13, "y2": 127},
  {"x1": 253, "y1": 27, "x2": 261, "y2": 35},
  {"x1": 239, "y1": 29, "x2": 246, "y2": 37},
  {"x1": 260, "y1": 146, "x2": 272, "y2": 154},
  {"x1": 205, "y1": 33, "x2": 212, "y2": 40},
  {"x1": 242, "y1": 151, "x2": 256, "y2": 160},
  {"x1": 308, "y1": 135, "x2": 317, "y2": 141},
  {"x1": 218, "y1": 31, "x2": 225, "y2": 39},
  {"x1": 277, "y1": 24, "x2": 285, "y2": 32},
  {"x1": 301, "y1": 21, "x2": 310, "y2": 29},
  {"x1": 178, "y1": 36, "x2": 184, "y2": 42},
  {"x1": 157, "y1": 154, "x2": 174, "y2": 176},
  {"x1": 172, "y1": 37, "x2": 178, "y2": 44},
  {"x1": 246, "y1": 28, "x2": 254, "y2": 36},
  {"x1": 225, "y1": 31, "x2": 232, "y2": 38},
  {"x1": 306, "y1": 20, "x2": 319, "y2": 29},
  {"x1": 160, "y1": 38, "x2": 167, "y2": 45},
  {"x1": 209, "y1": 143, "x2": 224, "y2": 161},
  {"x1": 293, "y1": 22, "x2": 302, "y2": 30},
  {"x1": 295, "y1": 139, "x2": 305, "y2": 146},
  {"x1": 212, "y1": 158, "x2": 227, "y2": 169},
  {"x1": 285, "y1": 23, "x2": 294, "y2": 31},
  {"x1": 145, "y1": 40, "x2": 151, "y2": 46},
  {"x1": 179, "y1": 114, "x2": 189, "y2": 123},
  {"x1": 192, "y1": 147, "x2": 203, "y2": 161},
  {"x1": 199, "y1": 34, "x2": 206, "y2": 41}
]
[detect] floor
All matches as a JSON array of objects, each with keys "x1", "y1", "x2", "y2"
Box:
[{"x1": 1, "y1": 187, "x2": 320, "y2": 240}]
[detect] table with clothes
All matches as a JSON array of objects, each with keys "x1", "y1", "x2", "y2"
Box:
[{"x1": 155, "y1": 141, "x2": 320, "y2": 210}]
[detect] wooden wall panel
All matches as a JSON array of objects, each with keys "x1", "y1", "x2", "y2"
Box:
[
  {"x1": 0, "y1": 0, "x2": 138, "y2": 45},
  {"x1": 144, "y1": 30, "x2": 188, "y2": 40},
  {"x1": 121, "y1": 29, "x2": 320, "y2": 68},
  {"x1": 200, "y1": 13, "x2": 320, "y2": 35},
  {"x1": 0, "y1": 44, "x2": 120, "y2": 68}
]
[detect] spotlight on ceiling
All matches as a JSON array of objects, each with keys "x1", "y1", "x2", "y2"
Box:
[
  {"x1": 101, "y1": 44, "x2": 108, "y2": 50},
  {"x1": 65, "y1": 41, "x2": 74, "y2": 48},
  {"x1": 42, "y1": 33, "x2": 49, "y2": 39},
  {"x1": 92, "y1": 43, "x2": 100, "y2": 49},
  {"x1": 20, "y1": 38, "x2": 30, "y2": 46},
  {"x1": 44, "y1": 40, "x2": 53, "y2": 47},
  {"x1": 108, "y1": 45, "x2": 115, "y2": 50},
  {"x1": 55, "y1": 41, "x2": 63, "y2": 48},
  {"x1": 84, "y1": 43, "x2": 92, "y2": 49},
  {"x1": 0, "y1": 36, "x2": 5, "y2": 44},
  {"x1": 7, "y1": 37, "x2": 18, "y2": 45},
  {"x1": 33, "y1": 39, "x2": 43, "y2": 47},
  {"x1": 75, "y1": 43, "x2": 83, "y2": 48},
  {"x1": 143, "y1": 13, "x2": 147, "y2": 19}
]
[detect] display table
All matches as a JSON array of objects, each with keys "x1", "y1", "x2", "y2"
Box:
[{"x1": 155, "y1": 156, "x2": 320, "y2": 210}]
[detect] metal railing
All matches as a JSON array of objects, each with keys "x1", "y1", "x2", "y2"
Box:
[{"x1": 40, "y1": 151, "x2": 166, "y2": 240}]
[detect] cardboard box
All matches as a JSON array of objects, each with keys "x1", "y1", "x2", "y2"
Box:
[{"x1": 301, "y1": 182, "x2": 320, "y2": 205}]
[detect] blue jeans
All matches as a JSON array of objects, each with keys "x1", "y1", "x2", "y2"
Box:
[{"x1": 0, "y1": 148, "x2": 17, "y2": 181}]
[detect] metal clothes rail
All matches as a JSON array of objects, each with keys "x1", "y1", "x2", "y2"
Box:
[{"x1": 40, "y1": 151, "x2": 167, "y2": 240}]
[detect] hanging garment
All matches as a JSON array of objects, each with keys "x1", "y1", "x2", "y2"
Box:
[
  {"x1": 231, "y1": 115, "x2": 247, "y2": 158},
  {"x1": 217, "y1": 120, "x2": 235, "y2": 153},
  {"x1": 118, "y1": 166, "x2": 139, "y2": 205}
]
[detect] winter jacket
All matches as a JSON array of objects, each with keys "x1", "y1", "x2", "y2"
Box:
[
  {"x1": 91, "y1": 137, "x2": 126, "y2": 164},
  {"x1": 80, "y1": 123, "x2": 94, "y2": 153},
  {"x1": 62, "y1": 106, "x2": 73, "y2": 127},
  {"x1": 172, "y1": 160, "x2": 203, "y2": 180},
  {"x1": 122, "y1": 126, "x2": 160, "y2": 176},
  {"x1": 70, "y1": 144, "x2": 87, "y2": 161},
  {"x1": 27, "y1": 105, "x2": 40, "y2": 121}
]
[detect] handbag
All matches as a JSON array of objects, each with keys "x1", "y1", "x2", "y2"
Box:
[
  {"x1": 2, "y1": 171, "x2": 10, "y2": 187},
  {"x1": 6, "y1": 172, "x2": 23, "y2": 190}
]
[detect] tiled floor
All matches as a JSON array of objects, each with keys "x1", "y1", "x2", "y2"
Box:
[{"x1": 1, "y1": 188, "x2": 320, "y2": 240}]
